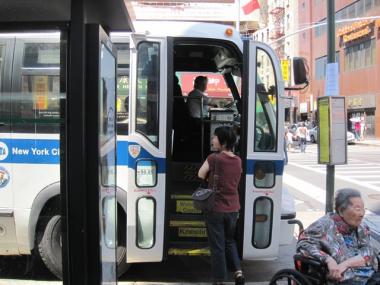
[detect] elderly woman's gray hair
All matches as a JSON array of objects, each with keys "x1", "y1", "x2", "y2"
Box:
[{"x1": 335, "y1": 188, "x2": 362, "y2": 214}]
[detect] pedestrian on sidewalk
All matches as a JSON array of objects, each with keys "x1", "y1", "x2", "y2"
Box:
[
  {"x1": 297, "y1": 188, "x2": 380, "y2": 284},
  {"x1": 285, "y1": 127, "x2": 293, "y2": 151},
  {"x1": 355, "y1": 121, "x2": 361, "y2": 141},
  {"x1": 361, "y1": 117, "x2": 366, "y2": 141},
  {"x1": 296, "y1": 122, "x2": 308, "y2": 153}
]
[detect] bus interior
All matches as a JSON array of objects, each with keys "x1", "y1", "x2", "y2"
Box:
[{"x1": 167, "y1": 38, "x2": 244, "y2": 253}]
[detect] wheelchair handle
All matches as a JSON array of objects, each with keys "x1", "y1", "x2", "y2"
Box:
[{"x1": 288, "y1": 219, "x2": 304, "y2": 232}]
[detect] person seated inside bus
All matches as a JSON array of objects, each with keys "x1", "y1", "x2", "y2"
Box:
[
  {"x1": 173, "y1": 74, "x2": 188, "y2": 125},
  {"x1": 186, "y1": 75, "x2": 216, "y2": 119},
  {"x1": 172, "y1": 75, "x2": 190, "y2": 160},
  {"x1": 297, "y1": 188, "x2": 380, "y2": 285}
]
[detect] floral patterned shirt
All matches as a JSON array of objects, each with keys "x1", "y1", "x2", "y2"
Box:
[{"x1": 297, "y1": 213, "x2": 378, "y2": 284}]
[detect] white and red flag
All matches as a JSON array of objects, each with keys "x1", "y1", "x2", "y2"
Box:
[{"x1": 242, "y1": 0, "x2": 260, "y2": 15}]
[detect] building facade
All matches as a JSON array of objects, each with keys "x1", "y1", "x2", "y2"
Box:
[
  {"x1": 253, "y1": 0, "x2": 299, "y2": 123},
  {"x1": 298, "y1": 0, "x2": 380, "y2": 139}
]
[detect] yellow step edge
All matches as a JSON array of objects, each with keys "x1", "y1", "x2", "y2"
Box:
[
  {"x1": 168, "y1": 247, "x2": 210, "y2": 256},
  {"x1": 169, "y1": 220, "x2": 206, "y2": 227},
  {"x1": 170, "y1": 194, "x2": 192, "y2": 199}
]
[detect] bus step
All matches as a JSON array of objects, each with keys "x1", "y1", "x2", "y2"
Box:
[
  {"x1": 170, "y1": 194, "x2": 201, "y2": 214},
  {"x1": 169, "y1": 214, "x2": 205, "y2": 226},
  {"x1": 168, "y1": 242, "x2": 210, "y2": 256},
  {"x1": 169, "y1": 215, "x2": 208, "y2": 241}
]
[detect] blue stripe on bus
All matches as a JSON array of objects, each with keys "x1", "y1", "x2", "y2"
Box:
[
  {"x1": 0, "y1": 139, "x2": 166, "y2": 173},
  {"x1": 1, "y1": 139, "x2": 280, "y2": 175},
  {"x1": 246, "y1": 159, "x2": 284, "y2": 176},
  {"x1": 0, "y1": 139, "x2": 60, "y2": 164},
  {"x1": 117, "y1": 141, "x2": 166, "y2": 173}
]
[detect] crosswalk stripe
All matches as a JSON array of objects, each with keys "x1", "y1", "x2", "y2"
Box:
[
  {"x1": 366, "y1": 181, "x2": 380, "y2": 185},
  {"x1": 288, "y1": 161, "x2": 380, "y2": 192},
  {"x1": 283, "y1": 173, "x2": 326, "y2": 204},
  {"x1": 333, "y1": 170, "x2": 380, "y2": 174}
]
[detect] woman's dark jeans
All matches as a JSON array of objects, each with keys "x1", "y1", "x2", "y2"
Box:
[{"x1": 205, "y1": 211, "x2": 241, "y2": 282}]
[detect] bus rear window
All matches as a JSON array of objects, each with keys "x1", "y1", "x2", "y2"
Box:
[{"x1": 23, "y1": 43, "x2": 60, "y2": 68}]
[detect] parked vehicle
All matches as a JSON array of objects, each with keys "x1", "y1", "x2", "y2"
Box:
[{"x1": 308, "y1": 127, "x2": 356, "y2": 144}]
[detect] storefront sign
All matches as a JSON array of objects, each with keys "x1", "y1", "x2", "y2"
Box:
[
  {"x1": 343, "y1": 26, "x2": 371, "y2": 44},
  {"x1": 337, "y1": 20, "x2": 374, "y2": 46},
  {"x1": 346, "y1": 94, "x2": 376, "y2": 109},
  {"x1": 337, "y1": 20, "x2": 372, "y2": 36}
]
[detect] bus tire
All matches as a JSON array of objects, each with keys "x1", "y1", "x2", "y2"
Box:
[
  {"x1": 117, "y1": 244, "x2": 129, "y2": 276},
  {"x1": 116, "y1": 208, "x2": 130, "y2": 277},
  {"x1": 38, "y1": 215, "x2": 62, "y2": 279},
  {"x1": 38, "y1": 215, "x2": 129, "y2": 279}
]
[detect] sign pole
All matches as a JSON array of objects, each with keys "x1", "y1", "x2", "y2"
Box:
[{"x1": 326, "y1": 0, "x2": 335, "y2": 213}]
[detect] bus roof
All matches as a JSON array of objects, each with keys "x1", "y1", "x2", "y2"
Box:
[{"x1": 113, "y1": 21, "x2": 243, "y2": 50}]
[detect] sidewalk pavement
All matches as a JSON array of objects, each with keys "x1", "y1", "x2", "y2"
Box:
[
  {"x1": 353, "y1": 138, "x2": 380, "y2": 246},
  {"x1": 354, "y1": 138, "x2": 380, "y2": 146},
  {"x1": 0, "y1": 212, "x2": 378, "y2": 285}
]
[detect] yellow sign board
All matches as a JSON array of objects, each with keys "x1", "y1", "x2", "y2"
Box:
[
  {"x1": 318, "y1": 98, "x2": 330, "y2": 163},
  {"x1": 280, "y1": 59, "x2": 290, "y2": 82},
  {"x1": 176, "y1": 200, "x2": 201, "y2": 214},
  {"x1": 178, "y1": 227, "x2": 207, "y2": 238},
  {"x1": 343, "y1": 26, "x2": 371, "y2": 44}
]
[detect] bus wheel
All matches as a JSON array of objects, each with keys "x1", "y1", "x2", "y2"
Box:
[
  {"x1": 38, "y1": 214, "x2": 129, "y2": 278},
  {"x1": 116, "y1": 209, "x2": 130, "y2": 277},
  {"x1": 38, "y1": 215, "x2": 62, "y2": 279}
]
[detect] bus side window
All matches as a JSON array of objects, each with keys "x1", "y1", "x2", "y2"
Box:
[
  {"x1": 135, "y1": 42, "x2": 160, "y2": 147},
  {"x1": 254, "y1": 49, "x2": 277, "y2": 152},
  {"x1": 116, "y1": 43, "x2": 130, "y2": 135},
  {"x1": 12, "y1": 42, "x2": 61, "y2": 134}
]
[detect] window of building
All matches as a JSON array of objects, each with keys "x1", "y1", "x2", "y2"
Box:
[
  {"x1": 315, "y1": 52, "x2": 339, "y2": 80},
  {"x1": 365, "y1": 0, "x2": 373, "y2": 10},
  {"x1": 344, "y1": 38, "x2": 375, "y2": 72},
  {"x1": 356, "y1": 0, "x2": 364, "y2": 16},
  {"x1": 315, "y1": 20, "x2": 326, "y2": 38},
  {"x1": 317, "y1": 0, "x2": 377, "y2": 38}
]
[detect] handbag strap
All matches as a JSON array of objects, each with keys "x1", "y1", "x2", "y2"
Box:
[{"x1": 212, "y1": 153, "x2": 220, "y2": 192}]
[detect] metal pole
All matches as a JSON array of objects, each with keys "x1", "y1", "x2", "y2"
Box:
[{"x1": 326, "y1": 0, "x2": 335, "y2": 213}]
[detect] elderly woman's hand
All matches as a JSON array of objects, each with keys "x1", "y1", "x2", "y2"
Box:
[{"x1": 326, "y1": 256, "x2": 344, "y2": 281}]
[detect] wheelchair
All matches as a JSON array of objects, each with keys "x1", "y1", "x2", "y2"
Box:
[
  {"x1": 269, "y1": 220, "x2": 380, "y2": 285},
  {"x1": 269, "y1": 253, "x2": 328, "y2": 285}
]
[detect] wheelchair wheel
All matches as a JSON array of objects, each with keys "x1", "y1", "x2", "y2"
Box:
[{"x1": 269, "y1": 269, "x2": 313, "y2": 285}]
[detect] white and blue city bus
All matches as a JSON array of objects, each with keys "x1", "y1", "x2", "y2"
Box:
[{"x1": 0, "y1": 22, "x2": 305, "y2": 278}]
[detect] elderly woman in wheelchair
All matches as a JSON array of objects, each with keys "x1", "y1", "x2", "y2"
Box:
[{"x1": 270, "y1": 188, "x2": 379, "y2": 285}]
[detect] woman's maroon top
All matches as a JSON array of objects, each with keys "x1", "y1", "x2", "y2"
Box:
[{"x1": 207, "y1": 152, "x2": 242, "y2": 212}]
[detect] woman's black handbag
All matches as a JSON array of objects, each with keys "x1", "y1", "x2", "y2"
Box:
[{"x1": 192, "y1": 154, "x2": 220, "y2": 212}]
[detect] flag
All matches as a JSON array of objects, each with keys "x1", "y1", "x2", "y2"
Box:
[{"x1": 242, "y1": 0, "x2": 260, "y2": 15}]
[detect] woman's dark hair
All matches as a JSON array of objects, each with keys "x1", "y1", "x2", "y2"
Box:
[
  {"x1": 335, "y1": 188, "x2": 361, "y2": 214},
  {"x1": 214, "y1": 126, "x2": 236, "y2": 150}
]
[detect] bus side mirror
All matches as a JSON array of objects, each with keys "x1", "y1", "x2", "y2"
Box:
[
  {"x1": 284, "y1": 57, "x2": 309, "y2": 92},
  {"x1": 293, "y1": 57, "x2": 308, "y2": 85}
]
